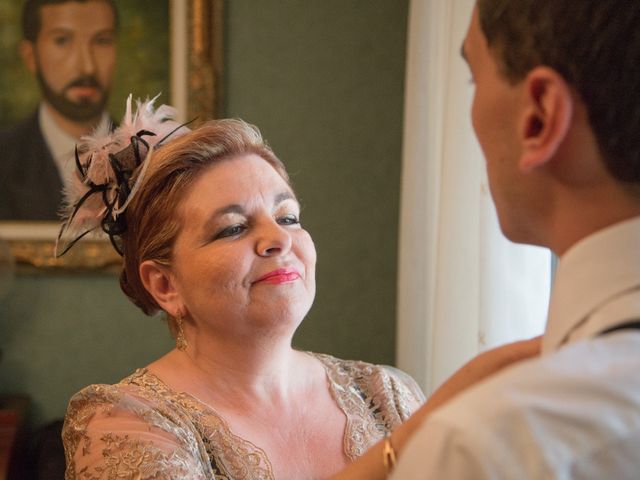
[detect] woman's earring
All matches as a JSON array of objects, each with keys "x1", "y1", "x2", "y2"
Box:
[{"x1": 176, "y1": 312, "x2": 188, "y2": 351}]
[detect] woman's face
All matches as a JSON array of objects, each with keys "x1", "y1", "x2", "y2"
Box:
[{"x1": 169, "y1": 154, "x2": 316, "y2": 340}]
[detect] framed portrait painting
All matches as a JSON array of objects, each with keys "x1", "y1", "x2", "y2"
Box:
[{"x1": 0, "y1": 0, "x2": 223, "y2": 272}]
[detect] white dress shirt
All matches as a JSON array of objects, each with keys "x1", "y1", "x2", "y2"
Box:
[
  {"x1": 39, "y1": 103, "x2": 111, "y2": 189},
  {"x1": 392, "y1": 216, "x2": 640, "y2": 479}
]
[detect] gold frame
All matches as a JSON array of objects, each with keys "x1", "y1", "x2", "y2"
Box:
[
  {"x1": 186, "y1": 0, "x2": 225, "y2": 124},
  {"x1": 0, "y1": 222, "x2": 122, "y2": 274},
  {"x1": 0, "y1": 0, "x2": 224, "y2": 274}
]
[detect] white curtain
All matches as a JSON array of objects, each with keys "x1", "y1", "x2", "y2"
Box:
[{"x1": 396, "y1": 0, "x2": 551, "y2": 394}]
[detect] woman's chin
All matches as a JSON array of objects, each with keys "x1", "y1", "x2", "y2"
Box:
[{"x1": 250, "y1": 302, "x2": 312, "y2": 336}]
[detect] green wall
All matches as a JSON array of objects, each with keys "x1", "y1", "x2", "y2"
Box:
[{"x1": 0, "y1": 0, "x2": 409, "y2": 428}]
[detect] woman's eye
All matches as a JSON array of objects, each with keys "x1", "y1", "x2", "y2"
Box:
[
  {"x1": 215, "y1": 224, "x2": 246, "y2": 239},
  {"x1": 277, "y1": 214, "x2": 300, "y2": 226}
]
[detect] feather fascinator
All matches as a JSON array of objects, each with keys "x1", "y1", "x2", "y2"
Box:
[{"x1": 56, "y1": 94, "x2": 191, "y2": 257}]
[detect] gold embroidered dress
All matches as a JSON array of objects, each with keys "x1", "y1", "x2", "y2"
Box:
[{"x1": 62, "y1": 353, "x2": 425, "y2": 479}]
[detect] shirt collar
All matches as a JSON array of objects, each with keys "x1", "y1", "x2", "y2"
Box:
[{"x1": 543, "y1": 216, "x2": 640, "y2": 353}]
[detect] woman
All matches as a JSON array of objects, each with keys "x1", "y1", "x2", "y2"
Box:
[
  {"x1": 60, "y1": 98, "x2": 539, "y2": 479},
  {"x1": 60, "y1": 98, "x2": 426, "y2": 479}
]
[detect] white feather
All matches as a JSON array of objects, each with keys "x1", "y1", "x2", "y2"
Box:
[{"x1": 56, "y1": 94, "x2": 190, "y2": 257}]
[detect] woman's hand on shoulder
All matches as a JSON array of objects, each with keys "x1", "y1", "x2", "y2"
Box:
[
  {"x1": 326, "y1": 337, "x2": 541, "y2": 480},
  {"x1": 421, "y1": 336, "x2": 541, "y2": 414}
]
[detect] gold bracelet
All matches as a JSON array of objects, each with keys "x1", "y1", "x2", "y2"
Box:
[{"x1": 383, "y1": 433, "x2": 397, "y2": 474}]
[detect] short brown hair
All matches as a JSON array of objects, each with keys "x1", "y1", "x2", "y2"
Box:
[
  {"x1": 477, "y1": 0, "x2": 640, "y2": 185},
  {"x1": 119, "y1": 119, "x2": 289, "y2": 316},
  {"x1": 22, "y1": 0, "x2": 119, "y2": 41}
]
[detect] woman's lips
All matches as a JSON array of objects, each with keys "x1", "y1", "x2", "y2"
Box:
[{"x1": 254, "y1": 268, "x2": 301, "y2": 285}]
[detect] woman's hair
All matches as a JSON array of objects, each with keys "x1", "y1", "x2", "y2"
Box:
[{"x1": 119, "y1": 119, "x2": 289, "y2": 316}]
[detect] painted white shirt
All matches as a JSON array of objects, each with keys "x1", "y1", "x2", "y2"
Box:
[
  {"x1": 393, "y1": 216, "x2": 640, "y2": 479},
  {"x1": 39, "y1": 103, "x2": 110, "y2": 189}
]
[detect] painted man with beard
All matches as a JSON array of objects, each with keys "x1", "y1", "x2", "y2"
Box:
[{"x1": 0, "y1": 0, "x2": 117, "y2": 220}]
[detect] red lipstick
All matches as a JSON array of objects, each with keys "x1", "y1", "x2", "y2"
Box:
[{"x1": 254, "y1": 268, "x2": 301, "y2": 285}]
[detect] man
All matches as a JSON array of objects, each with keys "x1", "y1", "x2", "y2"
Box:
[
  {"x1": 390, "y1": 1, "x2": 640, "y2": 478},
  {"x1": 330, "y1": 0, "x2": 640, "y2": 478},
  {"x1": 0, "y1": 0, "x2": 117, "y2": 220}
]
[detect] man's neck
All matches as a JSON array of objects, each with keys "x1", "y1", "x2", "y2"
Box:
[{"x1": 42, "y1": 101, "x2": 102, "y2": 139}]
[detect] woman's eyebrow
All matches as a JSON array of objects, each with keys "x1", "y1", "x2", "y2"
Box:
[
  {"x1": 275, "y1": 191, "x2": 297, "y2": 205},
  {"x1": 201, "y1": 192, "x2": 297, "y2": 234},
  {"x1": 201, "y1": 204, "x2": 244, "y2": 233}
]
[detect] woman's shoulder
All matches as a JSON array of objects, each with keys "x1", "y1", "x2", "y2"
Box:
[
  {"x1": 312, "y1": 352, "x2": 421, "y2": 388},
  {"x1": 311, "y1": 352, "x2": 425, "y2": 409},
  {"x1": 63, "y1": 369, "x2": 211, "y2": 479},
  {"x1": 64, "y1": 368, "x2": 189, "y2": 449},
  {"x1": 67, "y1": 368, "x2": 164, "y2": 408}
]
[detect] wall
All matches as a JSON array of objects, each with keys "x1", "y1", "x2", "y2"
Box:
[
  {"x1": 225, "y1": 0, "x2": 408, "y2": 363},
  {"x1": 0, "y1": 0, "x2": 409, "y2": 428}
]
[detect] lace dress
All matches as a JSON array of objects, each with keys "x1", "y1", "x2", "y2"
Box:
[{"x1": 62, "y1": 353, "x2": 425, "y2": 479}]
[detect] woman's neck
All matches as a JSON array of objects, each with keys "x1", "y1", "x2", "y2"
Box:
[{"x1": 150, "y1": 333, "x2": 316, "y2": 410}]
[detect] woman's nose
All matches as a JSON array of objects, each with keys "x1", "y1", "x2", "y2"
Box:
[{"x1": 256, "y1": 222, "x2": 293, "y2": 257}]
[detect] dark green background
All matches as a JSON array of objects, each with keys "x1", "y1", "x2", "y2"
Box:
[{"x1": 0, "y1": 0, "x2": 409, "y2": 428}]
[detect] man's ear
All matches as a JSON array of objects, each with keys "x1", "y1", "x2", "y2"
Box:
[
  {"x1": 19, "y1": 40, "x2": 37, "y2": 74},
  {"x1": 139, "y1": 260, "x2": 182, "y2": 315},
  {"x1": 518, "y1": 66, "x2": 574, "y2": 173}
]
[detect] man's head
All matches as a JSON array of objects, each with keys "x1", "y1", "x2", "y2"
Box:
[
  {"x1": 475, "y1": 0, "x2": 640, "y2": 187},
  {"x1": 20, "y1": 0, "x2": 118, "y2": 122},
  {"x1": 477, "y1": 0, "x2": 640, "y2": 188},
  {"x1": 462, "y1": 1, "x2": 640, "y2": 251}
]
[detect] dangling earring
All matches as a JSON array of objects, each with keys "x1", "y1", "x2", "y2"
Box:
[{"x1": 175, "y1": 311, "x2": 188, "y2": 351}]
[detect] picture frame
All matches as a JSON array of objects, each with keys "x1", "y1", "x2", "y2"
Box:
[{"x1": 0, "y1": 0, "x2": 224, "y2": 273}]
